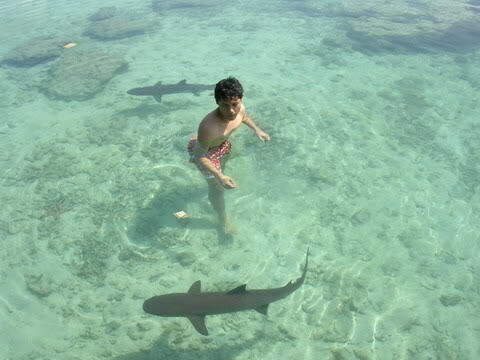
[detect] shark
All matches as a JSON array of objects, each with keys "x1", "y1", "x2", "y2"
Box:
[
  {"x1": 127, "y1": 79, "x2": 214, "y2": 103},
  {"x1": 143, "y1": 249, "x2": 309, "y2": 335}
]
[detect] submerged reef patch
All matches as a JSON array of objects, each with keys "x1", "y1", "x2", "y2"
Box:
[
  {"x1": 300, "y1": 0, "x2": 479, "y2": 53},
  {"x1": 88, "y1": 6, "x2": 117, "y2": 22},
  {"x1": 40, "y1": 48, "x2": 128, "y2": 101},
  {"x1": 151, "y1": 0, "x2": 218, "y2": 13},
  {"x1": 85, "y1": 10, "x2": 154, "y2": 40},
  {"x1": 2, "y1": 36, "x2": 63, "y2": 67}
]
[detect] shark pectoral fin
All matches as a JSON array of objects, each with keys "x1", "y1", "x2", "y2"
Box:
[
  {"x1": 178, "y1": 79, "x2": 187, "y2": 85},
  {"x1": 227, "y1": 284, "x2": 247, "y2": 295},
  {"x1": 193, "y1": 91, "x2": 200, "y2": 96},
  {"x1": 188, "y1": 315, "x2": 209, "y2": 336},
  {"x1": 254, "y1": 304, "x2": 269, "y2": 315},
  {"x1": 188, "y1": 280, "x2": 201, "y2": 294},
  {"x1": 153, "y1": 95, "x2": 162, "y2": 102}
]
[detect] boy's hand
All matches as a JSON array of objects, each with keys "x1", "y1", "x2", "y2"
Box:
[
  {"x1": 219, "y1": 175, "x2": 237, "y2": 189},
  {"x1": 256, "y1": 130, "x2": 271, "y2": 143}
]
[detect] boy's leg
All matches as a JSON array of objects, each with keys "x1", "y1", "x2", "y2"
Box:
[
  {"x1": 206, "y1": 178, "x2": 236, "y2": 234},
  {"x1": 207, "y1": 179, "x2": 227, "y2": 226}
]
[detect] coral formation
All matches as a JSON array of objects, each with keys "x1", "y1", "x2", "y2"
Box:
[
  {"x1": 88, "y1": 6, "x2": 117, "y2": 22},
  {"x1": 2, "y1": 36, "x2": 63, "y2": 67},
  {"x1": 41, "y1": 49, "x2": 128, "y2": 101},
  {"x1": 301, "y1": 0, "x2": 479, "y2": 53},
  {"x1": 85, "y1": 13, "x2": 151, "y2": 40}
]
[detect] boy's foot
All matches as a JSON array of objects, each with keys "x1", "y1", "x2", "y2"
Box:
[{"x1": 221, "y1": 217, "x2": 237, "y2": 235}]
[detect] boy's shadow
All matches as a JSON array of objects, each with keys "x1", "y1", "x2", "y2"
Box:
[{"x1": 127, "y1": 182, "x2": 218, "y2": 246}]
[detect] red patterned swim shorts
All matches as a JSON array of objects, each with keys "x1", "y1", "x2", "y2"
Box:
[{"x1": 187, "y1": 136, "x2": 232, "y2": 179}]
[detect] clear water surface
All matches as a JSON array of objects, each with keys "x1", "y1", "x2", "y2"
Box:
[{"x1": 1, "y1": 0, "x2": 479, "y2": 359}]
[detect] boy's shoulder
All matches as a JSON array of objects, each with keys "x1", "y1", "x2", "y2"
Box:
[{"x1": 200, "y1": 109, "x2": 220, "y2": 126}]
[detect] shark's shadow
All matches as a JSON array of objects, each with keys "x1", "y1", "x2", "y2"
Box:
[
  {"x1": 127, "y1": 80, "x2": 214, "y2": 103},
  {"x1": 127, "y1": 182, "x2": 213, "y2": 246},
  {"x1": 113, "y1": 335, "x2": 259, "y2": 360},
  {"x1": 116, "y1": 101, "x2": 191, "y2": 121}
]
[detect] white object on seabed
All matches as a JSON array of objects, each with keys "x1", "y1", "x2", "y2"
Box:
[{"x1": 173, "y1": 211, "x2": 190, "y2": 219}]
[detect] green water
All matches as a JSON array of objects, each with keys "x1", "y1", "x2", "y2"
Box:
[{"x1": 1, "y1": 0, "x2": 479, "y2": 359}]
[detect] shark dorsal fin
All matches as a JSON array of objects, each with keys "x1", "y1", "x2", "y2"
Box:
[
  {"x1": 178, "y1": 79, "x2": 187, "y2": 85},
  {"x1": 254, "y1": 304, "x2": 269, "y2": 315},
  {"x1": 188, "y1": 315, "x2": 209, "y2": 336},
  {"x1": 188, "y1": 280, "x2": 201, "y2": 294},
  {"x1": 227, "y1": 284, "x2": 247, "y2": 295},
  {"x1": 154, "y1": 81, "x2": 162, "y2": 87}
]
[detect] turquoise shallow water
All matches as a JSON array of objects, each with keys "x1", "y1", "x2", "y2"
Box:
[{"x1": 1, "y1": 0, "x2": 480, "y2": 359}]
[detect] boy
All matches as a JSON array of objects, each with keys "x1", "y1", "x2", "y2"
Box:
[{"x1": 188, "y1": 77, "x2": 270, "y2": 234}]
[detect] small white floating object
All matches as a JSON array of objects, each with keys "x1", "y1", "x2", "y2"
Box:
[
  {"x1": 63, "y1": 42, "x2": 78, "y2": 49},
  {"x1": 173, "y1": 211, "x2": 190, "y2": 219}
]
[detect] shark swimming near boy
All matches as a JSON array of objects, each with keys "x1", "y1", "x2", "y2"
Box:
[{"x1": 143, "y1": 249, "x2": 309, "y2": 335}]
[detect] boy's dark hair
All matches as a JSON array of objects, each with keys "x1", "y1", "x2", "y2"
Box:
[{"x1": 214, "y1": 77, "x2": 243, "y2": 103}]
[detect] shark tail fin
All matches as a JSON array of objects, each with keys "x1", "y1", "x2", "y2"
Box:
[{"x1": 303, "y1": 248, "x2": 309, "y2": 279}]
